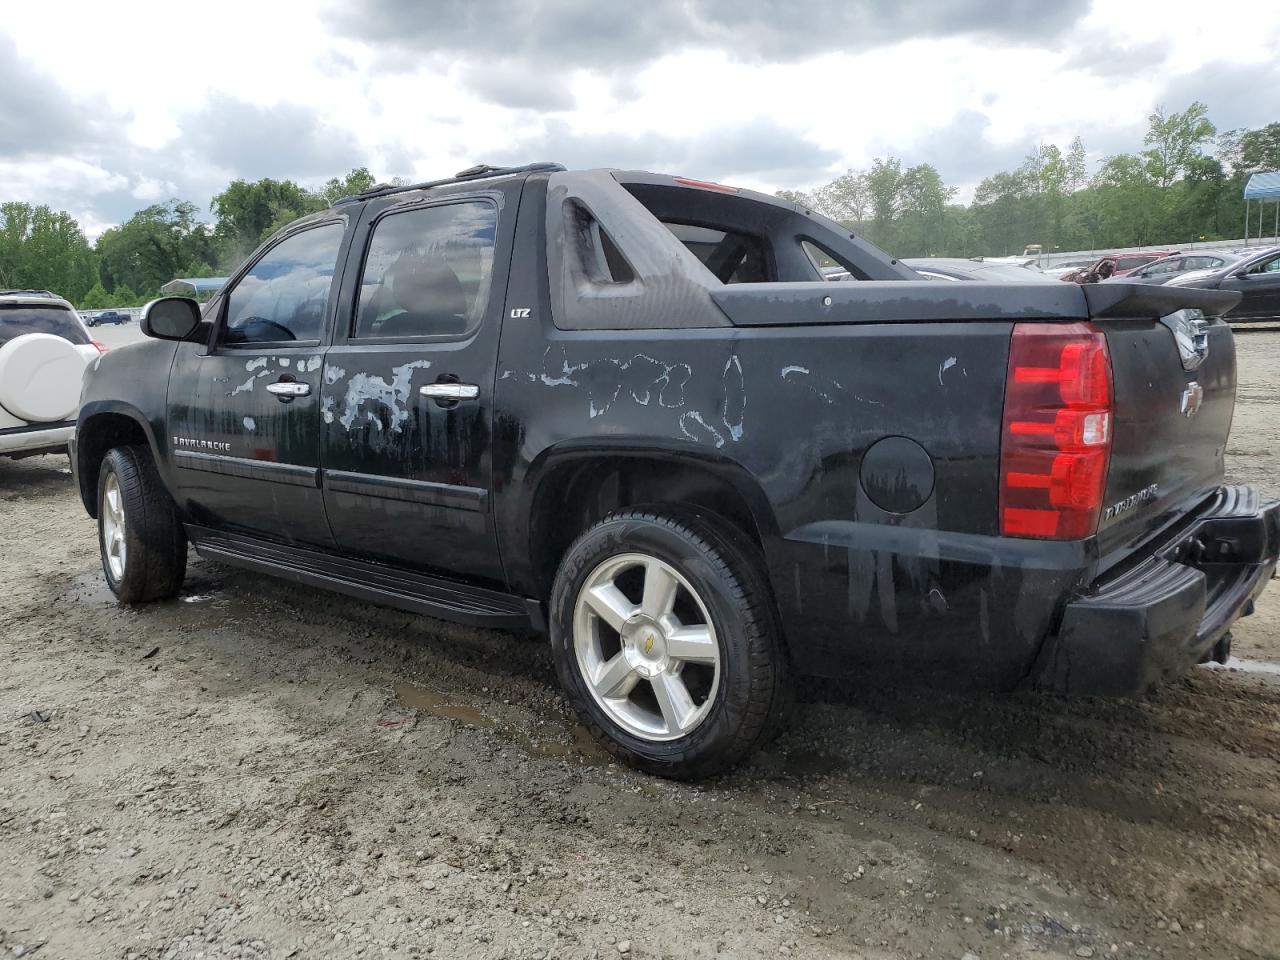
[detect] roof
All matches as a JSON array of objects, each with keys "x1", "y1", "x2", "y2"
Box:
[
  {"x1": 161, "y1": 277, "x2": 228, "y2": 296},
  {"x1": 331, "y1": 161, "x2": 566, "y2": 206},
  {"x1": 1244, "y1": 171, "x2": 1280, "y2": 200}
]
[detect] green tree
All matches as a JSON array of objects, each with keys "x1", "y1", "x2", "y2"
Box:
[
  {"x1": 1225, "y1": 122, "x2": 1280, "y2": 175},
  {"x1": 0, "y1": 202, "x2": 97, "y2": 300},
  {"x1": 109, "y1": 284, "x2": 139, "y2": 308},
  {"x1": 321, "y1": 167, "x2": 378, "y2": 204},
  {"x1": 78, "y1": 281, "x2": 111, "y2": 310},
  {"x1": 96, "y1": 200, "x2": 218, "y2": 299},
  {"x1": 210, "y1": 178, "x2": 325, "y2": 266},
  {"x1": 1143, "y1": 102, "x2": 1215, "y2": 188}
]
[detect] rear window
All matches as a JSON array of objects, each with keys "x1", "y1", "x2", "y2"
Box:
[
  {"x1": 662, "y1": 222, "x2": 773, "y2": 283},
  {"x1": 0, "y1": 304, "x2": 90, "y2": 348}
]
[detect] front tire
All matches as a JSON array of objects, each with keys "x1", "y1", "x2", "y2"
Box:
[
  {"x1": 549, "y1": 507, "x2": 789, "y2": 778},
  {"x1": 97, "y1": 446, "x2": 187, "y2": 603}
]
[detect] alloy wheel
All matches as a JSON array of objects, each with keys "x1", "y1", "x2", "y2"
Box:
[
  {"x1": 572, "y1": 552, "x2": 721, "y2": 741},
  {"x1": 101, "y1": 472, "x2": 127, "y2": 581}
]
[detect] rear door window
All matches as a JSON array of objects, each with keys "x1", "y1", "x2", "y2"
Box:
[
  {"x1": 354, "y1": 200, "x2": 498, "y2": 339},
  {"x1": 0, "y1": 305, "x2": 90, "y2": 347}
]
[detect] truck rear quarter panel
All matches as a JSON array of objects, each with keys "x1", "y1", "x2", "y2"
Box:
[{"x1": 494, "y1": 314, "x2": 1074, "y2": 688}]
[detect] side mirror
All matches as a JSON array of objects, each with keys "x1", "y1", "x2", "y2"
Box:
[{"x1": 141, "y1": 297, "x2": 202, "y2": 341}]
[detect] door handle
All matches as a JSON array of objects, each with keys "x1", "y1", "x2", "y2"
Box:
[
  {"x1": 420, "y1": 383, "x2": 479, "y2": 401},
  {"x1": 266, "y1": 381, "x2": 311, "y2": 400}
]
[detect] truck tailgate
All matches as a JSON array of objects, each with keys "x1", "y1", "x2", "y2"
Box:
[{"x1": 1090, "y1": 289, "x2": 1240, "y2": 562}]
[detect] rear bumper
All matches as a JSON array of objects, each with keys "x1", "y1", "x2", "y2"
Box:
[{"x1": 1035, "y1": 486, "x2": 1279, "y2": 695}]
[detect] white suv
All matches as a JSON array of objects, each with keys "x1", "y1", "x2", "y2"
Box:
[{"x1": 0, "y1": 290, "x2": 104, "y2": 459}]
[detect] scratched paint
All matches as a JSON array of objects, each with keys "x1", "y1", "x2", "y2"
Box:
[
  {"x1": 722, "y1": 355, "x2": 745, "y2": 441},
  {"x1": 229, "y1": 376, "x2": 256, "y2": 397},
  {"x1": 245, "y1": 357, "x2": 267, "y2": 372},
  {"x1": 338, "y1": 359, "x2": 432, "y2": 432},
  {"x1": 781, "y1": 364, "x2": 881, "y2": 406},
  {"x1": 243, "y1": 416, "x2": 256, "y2": 431},
  {"x1": 938, "y1": 356, "x2": 957, "y2": 385}
]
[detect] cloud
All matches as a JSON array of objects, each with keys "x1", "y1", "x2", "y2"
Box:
[
  {"x1": 1159, "y1": 60, "x2": 1280, "y2": 133},
  {"x1": 332, "y1": 0, "x2": 1092, "y2": 106},
  {"x1": 1062, "y1": 35, "x2": 1167, "y2": 78},
  {"x1": 0, "y1": 34, "x2": 100, "y2": 158},
  {"x1": 888, "y1": 110, "x2": 1030, "y2": 188},
  {"x1": 180, "y1": 95, "x2": 364, "y2": 180},
  {"x1": 459, "y1": 62, "x2": 576, "y2": 112},
  {"x1": 488, "y1": 117, "x2": 840, "y2": 185}
]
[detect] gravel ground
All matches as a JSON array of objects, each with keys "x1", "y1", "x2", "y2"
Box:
[{"x1": 2, "y1": 329, "x2": 1279, "y2": 960}]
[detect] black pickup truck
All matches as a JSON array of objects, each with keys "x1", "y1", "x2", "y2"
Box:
[{"x1": 73, "y1": 162, "x2": 1279, "y2": 777}]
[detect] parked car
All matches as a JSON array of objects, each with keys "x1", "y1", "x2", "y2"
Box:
[
  {"x1": 1039, "y1": 258, "x2": 1095, "y2": 280},
  {"x1": 1167, "y1": 245, "x2": 1280, "y2": 323},
  {"x1": 86, "y1": 310, "x2": 131, "y2": 327},
  {"x1": 72, "y1": 163, "x2": 1278, "y2": 778},
  {"x1": 903, "y1": 258, "x2": 1050, "y2": 282},
  {"x1": 1, "y1": 290, "x2": 105, "y2": 459},
  {"x1": 1104, "y1": 252, "x2": 1242, "y2": 286},
  {"x1": 1061, "y1": 252, "x2": 1180, "y2": 283}
]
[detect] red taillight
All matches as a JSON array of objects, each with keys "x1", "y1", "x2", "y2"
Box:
[
  {"x1": 91, "y1": 340, "x2": 108, "y2": 354},
  {"x1": 1000, "y1": 322, "x2": 1112, "y2": 540}
]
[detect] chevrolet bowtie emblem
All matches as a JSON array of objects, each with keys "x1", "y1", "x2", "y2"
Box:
[{"x1": 643, "y1": 634, "x2": 655, "y2": 655}]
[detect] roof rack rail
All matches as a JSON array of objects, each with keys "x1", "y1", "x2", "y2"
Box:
[
  {"x1": 332, "y1": 161, "x2": 567, "y2": 206},
  {"x1": 0, "y1": 289, "x2": 59, "y2": 298}
]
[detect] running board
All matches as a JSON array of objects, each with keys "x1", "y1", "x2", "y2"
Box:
[{"x1": 185, "y1": 525, "x2": 542, "y2": 631}]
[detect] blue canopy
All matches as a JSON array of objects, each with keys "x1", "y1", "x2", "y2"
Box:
[{"x1": 1244, "y1": 171, "x2": 1280, "y2": 200}]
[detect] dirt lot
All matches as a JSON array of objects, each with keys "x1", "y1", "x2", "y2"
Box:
[{"x1": 3, "y1": 331, "x2": 1280, "y2": 960}]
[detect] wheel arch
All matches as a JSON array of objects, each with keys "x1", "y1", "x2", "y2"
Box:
[
  {"x1": 76, "y1": 402, "x2": 160, "y2": 517},
  {"x1": 517, "y1": 440, "x2": 779, "y2": 599}
]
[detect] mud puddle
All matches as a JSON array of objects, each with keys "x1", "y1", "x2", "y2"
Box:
[{"x1": 393, "y1": 679, "x2": 611, "y2": 765}]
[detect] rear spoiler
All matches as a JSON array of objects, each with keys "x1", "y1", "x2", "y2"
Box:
[
  {"x1": 710, "y1": 281, "x2": 1243, "y2": 327},
  {"x1": 1081, "y1": 283, "x2": 1241, "y2": 319}
]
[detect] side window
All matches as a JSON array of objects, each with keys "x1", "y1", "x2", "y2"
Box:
[
  {"x1": 222, "y1": 223, "x2": 344, "y2": 345},
  {"x1": 802, "y1": 240, "x2": 859, "y2": 281},
  {"x1": 1247, "y1": 254, "x2": 1280, "y2": 275},
  {"x1": 355, "y1": 201, "x2": 497, "y2": 339}
]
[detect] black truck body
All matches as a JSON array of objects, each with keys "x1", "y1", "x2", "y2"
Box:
[{"x1": 74, "y1": 164, "x2": 1278, "y2": 766}]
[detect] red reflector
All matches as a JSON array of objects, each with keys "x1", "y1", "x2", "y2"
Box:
[
  {"x1": 672, "y1": 176, "x2": 740, "y2": 194},
  {"x1": 91, "y1": 340, "x2": 108, "y2": 354},
  {"x1": 1000, "y1": 323, "x2": 1113, "y2": 540}
]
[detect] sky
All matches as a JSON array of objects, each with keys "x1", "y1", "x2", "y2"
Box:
[{"x1": 2, "y1": 0, "x2": 1279, "y2": 240}]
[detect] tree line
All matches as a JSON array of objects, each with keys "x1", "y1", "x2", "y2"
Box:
[
  {"x1": 0, "y1": 168, "x2": 382, "y2": 309},
  {"x1": 2, "y1": 105, "x2": 1279, "y2": 309},
  {"x1": 780, "y1": 104, "x2": 1279, "y2": 259}
]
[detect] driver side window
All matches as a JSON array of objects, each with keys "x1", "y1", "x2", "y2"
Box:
[{"x1": 221, "y1": 223, "x2": 345, "y2": 345}]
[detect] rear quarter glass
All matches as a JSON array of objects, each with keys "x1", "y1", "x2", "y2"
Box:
[{"x1": 0, "y1": 305, "x2": 92, "y2": 347}]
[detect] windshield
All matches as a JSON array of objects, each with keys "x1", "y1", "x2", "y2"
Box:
[{"x1": 0, "y1": 304, "x2": 90, "y2": 347}]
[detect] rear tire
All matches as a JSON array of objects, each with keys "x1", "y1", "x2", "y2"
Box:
[
  {"x1": 97, "y1": 445, "x2": 187, "y2": 603},
  {"x1": 549, "y1": 507, "x2": 789, "y2": 779}
]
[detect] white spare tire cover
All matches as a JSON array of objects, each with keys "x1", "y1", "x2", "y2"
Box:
[{"x1": 0, "y1": 333, "x2": 88, "y2": 422}]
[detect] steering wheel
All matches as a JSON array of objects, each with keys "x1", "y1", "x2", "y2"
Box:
[{"x1": 225, "y1": 316, "x2": 297, "y2": 343}]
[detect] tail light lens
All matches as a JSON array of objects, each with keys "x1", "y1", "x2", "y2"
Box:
[
  {"x1": 91, "y1": 340, "x2": 108, "y2": 354},
  {"x1": 1000, "y1": 322, "x2": 1113, "y2": 540}
]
